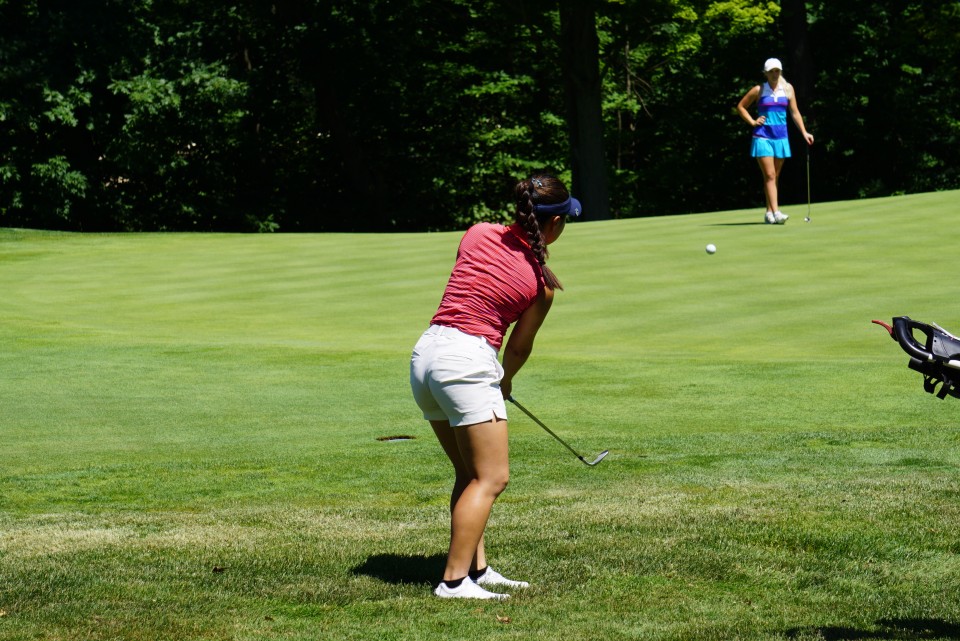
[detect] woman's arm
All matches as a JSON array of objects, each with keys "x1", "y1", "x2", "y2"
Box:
[
  {"x1": 787, "y1": 85, "x2": 815, "y2": 145},
  {"x1": 500, "y1": 287, "x2": 555, "y2": 399},
  {"x1": 736, "y1": 85, "x2": 763, "y2": 126}
]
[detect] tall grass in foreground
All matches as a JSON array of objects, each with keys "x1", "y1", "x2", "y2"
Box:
[{"x1": 1, "y1": 191, "x2": 959, "y2": 640}]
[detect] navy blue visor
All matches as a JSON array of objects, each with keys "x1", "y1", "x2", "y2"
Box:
[{"x1": 535, "y1": 197, "x2": 582, "y2": 218}]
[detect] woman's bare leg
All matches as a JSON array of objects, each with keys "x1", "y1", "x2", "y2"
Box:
[
  {"x1": 431, "y1": 418, "x2": 509, "y2": 581},
  {"x1": 757, "y1": 156, "x2": 779, "y2": 212}
]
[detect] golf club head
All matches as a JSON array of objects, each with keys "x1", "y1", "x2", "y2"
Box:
[
  {"x1": 582, "y1": 450, "x2": 609, "y2": 466},
  {"x1": 509, "y1": 396, "x2": 609, "y2": 467}
]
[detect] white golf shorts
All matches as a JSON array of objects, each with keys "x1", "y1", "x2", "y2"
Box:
[{"x1": 410, "y1": 325, "x2": 507, "y2": 427}]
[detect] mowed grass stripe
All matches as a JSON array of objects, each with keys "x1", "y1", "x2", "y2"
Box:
[
  {"x1": 545, "y1": 192, "x2": 957, "y2": 363},
  {"x1": 2, "y1": 231, "x2": 454, "y2": 347}
]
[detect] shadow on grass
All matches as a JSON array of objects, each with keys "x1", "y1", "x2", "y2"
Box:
[
  {"x1": 351, "y1": 553, "x2": 445, "y2": 586},
  {"x1": 786, "y1": 618, "x2": 960, "y2": 640},
  {"x1": 705, "y1": 222, "x2": 768, "y2": 226}
]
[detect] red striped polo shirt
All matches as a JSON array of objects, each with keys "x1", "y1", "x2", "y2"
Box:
[{"x1": 431, "y1": 222, "x2": 545, "y2": 350}]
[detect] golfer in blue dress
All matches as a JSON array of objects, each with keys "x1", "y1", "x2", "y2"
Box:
[{"x1": 737, "y1": 58, "x2": 814, "y2": 224}]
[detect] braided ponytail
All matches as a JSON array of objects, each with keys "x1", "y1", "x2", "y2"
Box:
[{"x1": 514, "y1": 174, "x2": 566, "y2": 290}]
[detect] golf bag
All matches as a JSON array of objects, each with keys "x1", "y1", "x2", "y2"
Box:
[{"x1": 873, "y1": 316, "x2": 960, "y2": 400}]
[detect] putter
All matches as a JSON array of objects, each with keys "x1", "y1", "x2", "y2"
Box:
[
  {"x1": 507, "y1": 396, "x2": 608, "y2": 466},
  {"x1": 804, "y1": 146, "x2": 811, "y2": 222}
]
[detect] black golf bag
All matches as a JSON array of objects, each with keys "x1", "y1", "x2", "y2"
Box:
[{"x1": 873, "y1": 316, "x2": 960, "y2": 400}]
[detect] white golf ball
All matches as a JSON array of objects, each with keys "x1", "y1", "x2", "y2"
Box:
[{"x1": 705, "y1": 243, "x2": 717, "y2": 254}]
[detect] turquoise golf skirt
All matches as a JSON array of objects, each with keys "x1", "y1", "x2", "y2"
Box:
[{"x1": 751, "y1": 137, "x2": 791, "y2": 158}]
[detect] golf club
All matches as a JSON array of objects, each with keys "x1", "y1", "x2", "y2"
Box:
[
  {"x1": 507, "y1": 395, "x2": 608, "y2": 466},
  {"x1": 805, "y1": 146, "x2": 811, "y2": 222}
]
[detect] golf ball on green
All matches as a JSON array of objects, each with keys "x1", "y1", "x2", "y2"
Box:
[{"x1": 705, "y1": 243, "x2": 717, "y2": 254}]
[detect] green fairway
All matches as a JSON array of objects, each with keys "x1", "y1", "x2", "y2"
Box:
[{"x1": 2, "y1": 191, "x2": 959, "y2": 640}]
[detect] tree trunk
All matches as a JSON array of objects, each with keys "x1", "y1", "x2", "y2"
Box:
[
  {"x1": 781, "y1": 0, "x2": 814, "y2": 108},
  {"x1": 559, "y1": 0, "x2": 610, "y2": 220},
  {"x1": 282, "y1": 0, "x2": 385, "y2": 230},
  {"x1": 781, "y1": 0, "x2": 815, "y2": 206}
]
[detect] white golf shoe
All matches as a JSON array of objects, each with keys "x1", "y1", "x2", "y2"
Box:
[
  {"x1": 773, "y1": 210, "x2": 789, "y2": 223},
  {"x1": 475, "y1": 567, "x2": 530, "y2": 589},
  {"x1": 433, "y1": 577, "x2": 510, "y2": 600},
  {"x1": 764, "y1": 211, "x2": 776, "y2": 224}
]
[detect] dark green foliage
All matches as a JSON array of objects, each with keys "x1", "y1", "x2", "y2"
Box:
[
  {"x1": 600, "y1": 0, "x2": 784, "y2": 216},
  {"x1": 1, "y1": 1, "x2": 958, "y2": 231},
  {"x1": 0, "y1": 1, "x2": 261, "y2": 230},
  {"x1": 808, "y1": 1, "x2": 960, "y2": 199}
]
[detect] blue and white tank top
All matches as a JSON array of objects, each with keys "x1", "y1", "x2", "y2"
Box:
[{"x1": 752, "y1": 82, "x2": 789, "y2": 141}]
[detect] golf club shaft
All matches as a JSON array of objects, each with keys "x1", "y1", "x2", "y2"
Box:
[
  {"x1": 806, "y1": 147, "x2": 811, "y2": 220},
  {"x1": 507, "y1": 396, "x2": 589, "y2": 463}
]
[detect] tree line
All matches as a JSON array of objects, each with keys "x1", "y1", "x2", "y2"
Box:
[{"x1": 1, "y1": 1, "x2": 957, "y2": 232}]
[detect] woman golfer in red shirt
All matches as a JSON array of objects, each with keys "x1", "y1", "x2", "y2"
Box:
[{"x1": 410, "y1": 173, "x2": 581, "y2": 600}]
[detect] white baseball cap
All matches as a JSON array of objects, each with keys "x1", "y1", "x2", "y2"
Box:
[{"x1": 763, "y1": 58, "x2": 783, "y2": 72}]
